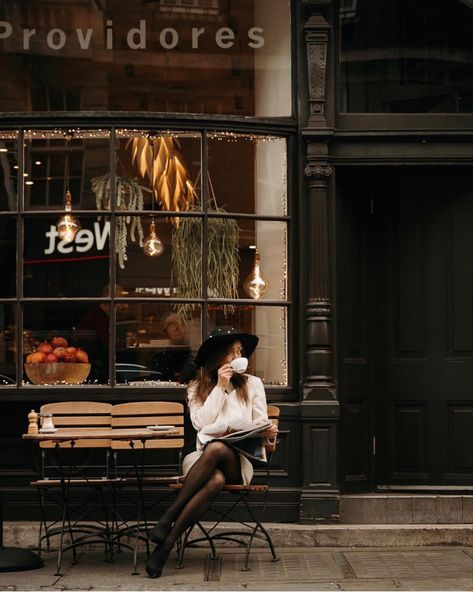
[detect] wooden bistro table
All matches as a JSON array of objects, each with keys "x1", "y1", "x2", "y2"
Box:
[{"x1": 23, "y1": 427, "x2": 179, "y2": 575}]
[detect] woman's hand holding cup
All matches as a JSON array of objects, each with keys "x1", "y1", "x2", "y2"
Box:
[{"x1": 217, "y1": 363, "x2": 233, "y2": 391}]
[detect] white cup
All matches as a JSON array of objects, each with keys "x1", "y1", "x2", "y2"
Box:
[{"x1": 230, "y1": 357, "x2": 248, "y2": 374}]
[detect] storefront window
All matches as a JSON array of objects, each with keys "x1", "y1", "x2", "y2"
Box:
[
  {"x1": 23, "y1": 301, "x2": 109, "y2": 386},
  {"x1": 24, "y1": 130, "x2": 111, "y2": 211},
  {"x1": 340, "y1": 0, "x2": 473, "y2": 113},
  {"x1": 208, "y1": 134, "x2": 287, "y2": 216},
  {"x1": 115, "y1": 215, "x2": 202, "y2": 295},
  {"x1": 115, "y1": 131, "x2": 202, "y2": 212},
  {"x1": 0, "y1": 135, "x2": 17, "y2": 211},
  {"x1": 208, "y1": 305, "x2": 287, "y2": 385},
  {"x1": 0, "y1": 304, "x2": 16, "y2": 385},
  {"x1": 114, "y1": 302, "x2": 202, "y2": 386},
  {"x1": 1, "y1": 127, "x2": 289, "y2": 388},
  {"x1": 0, "y1": 0, "x2": 292, "y2": 117},
  {"x1": 23, "y1": 215, "x2": 110, "y2": 298},
  {"x1": 0, "y1": 217, "x2": 16, "y2": 298}
]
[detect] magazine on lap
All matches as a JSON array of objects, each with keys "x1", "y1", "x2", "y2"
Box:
[
  {"x1": 199, "y1": 421, "x2": 272, "y2": 464},
  {"x1": 198, "y1": 421, "x2": 272, "y2": 444}
]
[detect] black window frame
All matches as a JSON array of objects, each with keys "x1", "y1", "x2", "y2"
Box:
[{"x1": 0, "y1": 120, "x2": 297, "y2": 401}]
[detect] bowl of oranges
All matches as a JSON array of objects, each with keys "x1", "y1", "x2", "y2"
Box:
[{"x1": 25, "y1": 336, "x2": 91, "y2": 385}]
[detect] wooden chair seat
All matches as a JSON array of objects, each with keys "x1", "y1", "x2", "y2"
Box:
[{"x1": 168, "y1": 482, "x2": 269, "y2": 493}]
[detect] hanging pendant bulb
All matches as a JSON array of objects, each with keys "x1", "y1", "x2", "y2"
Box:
[
  {"x1": 243, "y1": 248, "x2": 269, "y2": 299},
  {"x1": 143, "y1": 218, "x2": 164, "y2": 256},
  {"x1": 57, "y1": 190, "x2": 80, "y2": 243}
]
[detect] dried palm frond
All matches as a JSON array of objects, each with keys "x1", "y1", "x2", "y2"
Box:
[{"x1": 127, "y1": 137, "x2": 197, "y2": 214}]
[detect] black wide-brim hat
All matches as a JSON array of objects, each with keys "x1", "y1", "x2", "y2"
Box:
[{"x1": 194, "y1": 326, "x2": 259, "y2": 368}]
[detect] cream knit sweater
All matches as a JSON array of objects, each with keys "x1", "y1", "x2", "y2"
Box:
[{"x1": 182, "y1": 374, "x2": 269, "y2": 485}]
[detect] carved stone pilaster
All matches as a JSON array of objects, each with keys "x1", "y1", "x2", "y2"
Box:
[{"x1": 303, "y1": 1, "x2": 332, "y2": 127}]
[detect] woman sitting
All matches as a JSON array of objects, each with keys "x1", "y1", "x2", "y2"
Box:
[{"x1": 146, "y1": 326, "x2": 278, "y2": 578}]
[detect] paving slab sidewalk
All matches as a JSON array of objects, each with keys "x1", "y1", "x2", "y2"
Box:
[{"x1": 1, "y1": 546, "x2": 472, "y2": 591}]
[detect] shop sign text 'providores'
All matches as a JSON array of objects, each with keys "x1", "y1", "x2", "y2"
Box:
[{"x1": 0, "y1": 20, "x2": 265, "y2": 51}]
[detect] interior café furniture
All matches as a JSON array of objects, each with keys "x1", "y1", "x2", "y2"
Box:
[
  {"x1": 23, "y1": 402, "x2": 182, "y2": 576},
  {"x1": 171, "y1": 405, "x2": 280, "y2": 572}
]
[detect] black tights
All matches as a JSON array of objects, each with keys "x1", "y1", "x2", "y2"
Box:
[{"x1": 146, "y1": 441, "x2": 241, "y2": 577}]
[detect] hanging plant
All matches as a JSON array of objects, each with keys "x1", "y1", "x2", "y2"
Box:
[
  {"x1": 127, "y1": 136, "x2": 197, "y2": 213},
  {"x1": 91, "y1": 173, "x2": 152, "y2": 269},
  {"x1": 171, "y1": 175, "x2": 240, "y2": 318}
]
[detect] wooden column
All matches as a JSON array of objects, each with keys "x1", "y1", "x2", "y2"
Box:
[
  {"x1": 300, "y1": 0, "x2": 340, "y2": 523},
  {"x1": 303, "y1": 161, "x2": 335, "y2": 399}
]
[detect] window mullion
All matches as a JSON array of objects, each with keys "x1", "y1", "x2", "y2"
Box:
[
  {"x1": 202, "y1": 130, "x2": 209, "y2": 340},
  {"x1": 16, "y1": 129, "x2": 24, "y2": 388},
  {"x1": 109, "y1": 127, "x2": 117, "y2": 388}
]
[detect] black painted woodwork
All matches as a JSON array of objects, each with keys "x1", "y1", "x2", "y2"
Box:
[{"x1": 338, "y1": 167, "x2": 473, "y2": 489}]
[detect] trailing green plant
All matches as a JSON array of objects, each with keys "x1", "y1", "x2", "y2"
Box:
[
  {"x1": 171, "y1": 205, "x2": 240, "y2": 318},
  {"x1": 91, "y1": 173, "x2": 152, "y2": 269}
]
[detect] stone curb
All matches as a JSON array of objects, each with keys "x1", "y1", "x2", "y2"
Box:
[{"x1": 4, "y1": 521, "x2": 473, "y2": 550}]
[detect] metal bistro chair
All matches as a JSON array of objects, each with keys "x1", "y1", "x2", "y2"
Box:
[
  {"x1": 172, "y1": 405, "x2": 280, "y2": 572},
  {"x1": 30, "y1": 402, "x2": 113, "y2": 575},
  {"x1": 110, "y1": 402, "x2": 184, "y2": 574}
]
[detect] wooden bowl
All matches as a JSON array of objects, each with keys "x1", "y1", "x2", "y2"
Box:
[{"x1": 24, "y1": 363, "x2": 91, "y2": 385}]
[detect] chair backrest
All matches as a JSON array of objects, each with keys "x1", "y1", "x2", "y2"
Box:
[
  {"x1": 111, "y1": 402, "x2": 184, "y2": 450},
  {"x1": 265, "y1": 405, "x2": 280, "y2": 453},
  {"x1": 39, "y1": 402, "x2": 112, "y2": 449}
]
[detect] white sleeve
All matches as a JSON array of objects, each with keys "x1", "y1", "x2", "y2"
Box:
[
  {"x1": 250, "y1": 376, "x2": 269, "y2": 425},
  {"x1": 187, "y1": 383, "x2": 227, "y2": 431}
]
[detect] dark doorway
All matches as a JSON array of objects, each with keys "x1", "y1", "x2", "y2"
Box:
[{"x1": 338, "y1": 167, "x2": 473, "y2": 491}]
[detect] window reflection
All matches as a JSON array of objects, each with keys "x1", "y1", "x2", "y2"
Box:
[
  {"x1": 23, "y1": 302, "x2": 109, "y2": 385},
  {"x1": 116, "y1": 215, "x2": 201, "y2": 295},
  {"x1": 115, "y1": 303, "x2": 202, "y2": 386},
  {"x1": 24, "y1": 131, "x2": 111, "y2": 210},
  {"x1": 0, "y1": 137, "x2": 17, "y2": 211},
  {"x1": 0, "y1": 218, "x2": 16, "y2": 297},
  {"x1": 23, "y1": 216, "x2": 110, "y2": 298},
  {"x1": 0, "y1": 305, "x2": 16, "y2": 386},
  {"x1": 115, "y1": 131, "x2": 201, "y2": 212},
  {"x1": 208, "y1": 305, "x2": 287, "y2": 385},
  {"x1": 203, "y1": 219, "x2": 287, "y2": 301},
  {"x1": 0, "y1": 0, "x2": 291, "y2": 116},
  {"x1": 340, "y1": 0, "x2": 473, "y2": 113},
  {"x1": 208, "y1": 134, "x2": 287, "y2": 216}
]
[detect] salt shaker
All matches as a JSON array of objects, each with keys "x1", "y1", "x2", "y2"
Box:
[
  {"x1": 41, "y1": 413, "x2": 55, "y2": 431},
  {"x1": 28, "y1": 409, "x2": 39, "y2": 435}
]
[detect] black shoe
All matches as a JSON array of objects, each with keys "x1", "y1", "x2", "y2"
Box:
[{"x1": 145, "y1": 546, "x2": 169, "y2": 579}]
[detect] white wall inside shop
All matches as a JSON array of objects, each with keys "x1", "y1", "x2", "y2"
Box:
[
  {"x1": 254, "y1": 139, "x2": 287, "y2": 384},
  {"x1": 254, "y1": 0, "x2": 292, "y2": 117}
]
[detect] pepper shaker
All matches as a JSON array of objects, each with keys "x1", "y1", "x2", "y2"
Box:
[{"x1": 28, "y1": 409, "x2": 39, "y2": 435}]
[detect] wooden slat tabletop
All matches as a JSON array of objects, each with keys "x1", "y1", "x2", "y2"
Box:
[{"x1": 22, "y1": 428, "x2": 179, "y2": 441}]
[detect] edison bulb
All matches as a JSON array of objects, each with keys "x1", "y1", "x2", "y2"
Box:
[
  {"x1": 57, "y1": 214, "x2": 81, "y2": 243},
  {"x1": 143, "y1": 220, "x2": 164, "y2": 256},
  {"x1": 243, "y1": 250, "x2": 269, "y2": 299}
]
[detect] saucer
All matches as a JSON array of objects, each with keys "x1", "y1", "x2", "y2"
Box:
[
  {"x1": 146, "y1": 425, "x2": 175, "y2": 431},
  {"x1": 39, "y1": 428, "x2": 58, "y2": 433}
]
